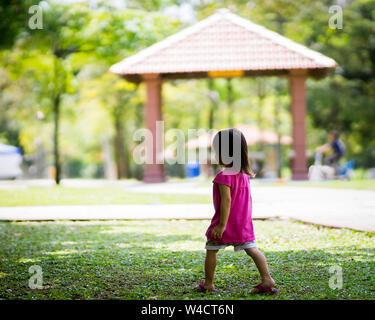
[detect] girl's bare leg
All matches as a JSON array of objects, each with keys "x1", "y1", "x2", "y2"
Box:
[
  {"x1": 203, "y1": 249, "x2": 218, "y2": 289},
  {"x1": 244, "y1": 247, "x2": 275, "y2": 293}
]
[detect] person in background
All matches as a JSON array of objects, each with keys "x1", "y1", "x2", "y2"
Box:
[{"x1": 316, "y1": 130, "x2": 345, "y2": 167}]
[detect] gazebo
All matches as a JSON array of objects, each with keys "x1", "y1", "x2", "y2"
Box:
[{"x1": 110, "y1": 9, "x2": 337, "y2": 182}]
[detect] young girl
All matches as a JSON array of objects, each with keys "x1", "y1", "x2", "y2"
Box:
[{"x1": 196, "y1": 128, "x2": 278, "y2": 294}]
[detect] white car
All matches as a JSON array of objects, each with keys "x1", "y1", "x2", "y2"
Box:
[{"x1": 0, "y1": 143, "x2": 23, "y2": 179}]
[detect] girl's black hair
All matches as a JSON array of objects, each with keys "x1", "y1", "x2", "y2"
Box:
[{"x1": 212, "y1": 128, "x2": 256, "y2": 178}]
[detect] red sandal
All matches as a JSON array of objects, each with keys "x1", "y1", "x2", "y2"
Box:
[
  {"x1": 194, "y1": 281, "x2": 217, "y2": 293},
  {"x1": 252, "y1": 284, "x2": 278, "y2": 295}
]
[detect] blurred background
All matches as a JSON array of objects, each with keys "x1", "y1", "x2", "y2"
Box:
[
  {"x1": 1, "y1": 1, "x2": 375, "y2": 301},
  {"x1": 1, "y1": 0, "x2": 374, "y2": 183}
]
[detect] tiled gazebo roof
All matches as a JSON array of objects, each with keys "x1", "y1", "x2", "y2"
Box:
[{"x1": 110, "y1": 9, "x2": 337, "y2": 81}]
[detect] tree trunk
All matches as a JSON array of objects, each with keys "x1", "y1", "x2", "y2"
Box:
[
  {"x1": 207, "y1": 79, "x2": 218, "y2": 174},
  {"x1": 53, "y1": 92, "x2": 61, "y2": 184},
  {"x1": 274, "y1": 99, "x2": 282, "y2": 178},
  {"x1": 227, "y1": 78, "x2": 234, "y2": 127},
  {"x1": 114, "y1": 116, "x2": 128, "y2": 179},
  {"x1": 208, "y1": 79, "x2": 217, "y2": 130},
  {"x1": 257, "y1": 79, "x2": 266, "y2": 152}
]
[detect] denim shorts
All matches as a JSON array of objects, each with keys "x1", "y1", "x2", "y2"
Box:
[{"x1": 205, "y1": 239, "x2": 257, "y2": 252}]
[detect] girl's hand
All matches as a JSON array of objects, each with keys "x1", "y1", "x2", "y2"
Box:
[{"x1": 211, "y1": 224, "x2": 226, "y2": 239}]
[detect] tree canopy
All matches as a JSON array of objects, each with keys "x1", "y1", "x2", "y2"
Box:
[{"x1": 0, "y1": 0, "x2": 374, "y2": 179}]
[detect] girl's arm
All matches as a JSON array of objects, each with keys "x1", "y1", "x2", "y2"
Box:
[{"x1": 211, "y1": 183, "x2": 231, "y2": 239}]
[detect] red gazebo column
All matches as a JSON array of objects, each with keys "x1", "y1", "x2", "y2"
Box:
[
  {"x1": 142, "y1": 73, "x2": 166, "y2": 183},
  {"x1": 289, "y1": 69, "x2": 309, "y2": 180}
]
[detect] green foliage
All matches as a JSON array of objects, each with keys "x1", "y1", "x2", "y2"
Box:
[
  {"x1": 303, "y1": 0, "x2": 375, "y2": 167},
  {"x1": 1, "y1": 0, "x2": 375, "y2": 178},
  {"x1": 0, "y1": 0, "x2": 36, "y2": 49},
  {"x1": 0, "y1": 1, "x2": 182, "y2": 178}
]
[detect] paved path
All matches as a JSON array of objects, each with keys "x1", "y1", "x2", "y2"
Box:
[
  {"x1": 0, "y1": 180, "x2": 374, "y2": 232},
  {"x1": 252, "y1": 186, "x2": 375, "y2": 232}
]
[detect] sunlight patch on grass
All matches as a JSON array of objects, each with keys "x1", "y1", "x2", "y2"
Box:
[
  {"x1": 43, "y1": 249, "x2": 89, "y2": 255},
  {"x1": 17, "y1": 258, "x2": 40, "y2": 263}
]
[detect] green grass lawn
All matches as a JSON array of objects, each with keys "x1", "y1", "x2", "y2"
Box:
[
  {"x1": 0, "y1": 187, "x2": 211, "y2": 206},
  {"x1": 1, "y1": 179, "x2": 374, "y2": 207},
  {"x1": 0, "y1": 219, "x2": 373, "y2": 300}
]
